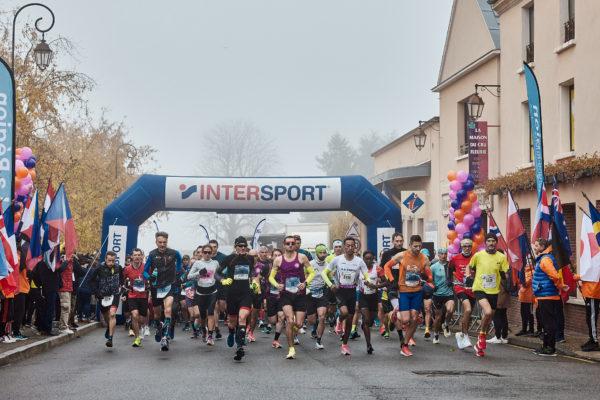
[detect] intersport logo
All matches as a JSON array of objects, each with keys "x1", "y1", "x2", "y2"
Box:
[{"x1": 179, "y1": 184, "x2": 198, "y2": 199}]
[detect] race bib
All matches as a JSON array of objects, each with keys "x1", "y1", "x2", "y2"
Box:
[
  {"x1": 285, "y1": 277, "x2": 301, "y2": 293},
  {"x1": 185, "y1": 287, "x2": 196, "y2": 299},
  {"x1": 233, "y1": 265, "x2": 250, "y2": 281},
  {"x1": 363, "y1": 281, "x2": 376, "y2": 295},
  {"x1": 339, "y1": 271, "x2": 356, "y2": 286},
  {"x1": 311, "y1": 286, "x2": 324, "y2": 298},
  {"x1": 156, "y1": 284, "x2": 172, "y2": 299},
  {"x1": 405, "y1": 272, "x2": 421, "y2": 287},
  {"x1": 198, "y1": 276, "x2": 215, "y2": 287},
  {"x1": 481, "y1": 274, "x2": 497, "y2": 290},
  {"x1": 132, "y1": 278, "x2": 145, "y2": 293},
  {"x1": 101, "y1": 295, "x2": 114, "y2": 307},
  {"x1": 270, "y1": 286, "x2": 280, "y2": 295}
]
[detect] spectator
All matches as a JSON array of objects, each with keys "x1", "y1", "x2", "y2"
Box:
[
  {"x1": 76, "y1": 255, "x2": 96, "y2": 323},
  {"x1": 574, "y1": 273, "x2": 600, "y2": 352},
  {"x1": 12, "y1": 237, "x2": 31, "y2": 340},
  {"x1": 31, "y1": 259, "x2": 65, "y2": 336},
  {"x1": 488, "y1": 280, "x2": 510, "y2": 344},
  {"x1": 57, "y1": 249, "x2": 81, "y2": 334},
  {"x1": 516, "y1": 263, "x2": 535, "y2": 336}
]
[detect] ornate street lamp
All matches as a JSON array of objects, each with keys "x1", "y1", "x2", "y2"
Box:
[
  {"x1": 115, "y1": 143, "x2": 138, "y2": 178},
  {"x1": 467, "y1": 84, "x2": 501, "y2": 121},
  {"x1": 12, "y1": 3, "x2": 55, "y2": 70},
  {"x1": 414, "y1": 121, "x2": 427, "y2": 151}
]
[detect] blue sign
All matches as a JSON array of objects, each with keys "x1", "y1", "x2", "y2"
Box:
[
  {"x1": 523, "y1": 62, "x2": 545, "y2": 201},
  {"x1": 0, "y1": 58, "x2": 15, "y2": 212},
  {"x1": 403, "y1": 192, "x2": 424, "y2": 214}
]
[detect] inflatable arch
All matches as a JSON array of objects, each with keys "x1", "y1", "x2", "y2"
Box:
[{"x1": 101, "y1": 175, "x2": 402, "y2": 263}]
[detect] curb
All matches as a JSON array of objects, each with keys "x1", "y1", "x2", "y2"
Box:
[
  {"x1": 508, "y1": 335, "x2": 600, "y2": 362},
  {"x1": 0, "y1": 322, "x2": 99, "y2": 367}
]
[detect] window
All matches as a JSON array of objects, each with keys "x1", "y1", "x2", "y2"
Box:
[
  {"x1": 518, "y1": 208, "x2": 531, "y2": 240},
  {"x1": 457, "y1": 102, "x2": 470, "y2": 155},
  {"x1": 524, "y1": 4, "x2": 535, "y2": 62},
  {"x1": 563, "y1": 0, "x2": 575, "y2": 42},
  {"x1": 559, "y1": 81, "x2": 575, "y2": 152},
  {"x1": 569, "y1": 85, "x2": 575, "y2": 151}
]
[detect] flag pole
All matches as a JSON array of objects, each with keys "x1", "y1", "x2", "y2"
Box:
[
  {"x1": 77, "y1": 217, "x2": 118, "y2": 290},
  {"x1": 578, "y1": 206, "x2": 591, "y2": 219},
  {"x1": 510, "y1": 191, "x2": 536, "y2": 267}
]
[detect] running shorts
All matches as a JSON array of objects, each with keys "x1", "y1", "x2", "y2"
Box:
[
  {"x1": 399, "y1": 290, "x2": 423, "y2": 312},
  {"x1": 432, "y1": 295, "x2": 454, "y2": 310},
  {"x1": 266, "y1": 297, "x2": 281, "y2": 318},
  {"x1": 474, "y1": 291, "x2": 498, "y2": 310},
  {"x1": 358, "y1": 293, "x2": 378, "y2": 313},
  {"x1": 306, "y1": 295, "x2": 329, "y2": 316},
  {"x1": 195, "y1": 292, "x2": 217, "y2": 319},
  {"x1": 335, "y1": 288, "x2": 357, "y2": 315},
  {"x1": 226, "y1": 290, "x2": 252, "y2": 315},
  {"x1": 280, "y1": 292, "x2": 307, "y2": 312},
  {"x1": 127, "y1": 297, "x2": 148, "y2": 317}
]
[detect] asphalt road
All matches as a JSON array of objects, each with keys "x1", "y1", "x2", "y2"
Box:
[{"x1": 1, "y1": 324, "x2": 599, "y2": 400}]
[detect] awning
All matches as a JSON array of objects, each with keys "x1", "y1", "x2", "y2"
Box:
[{"x1": 370, "y1": 161, "x2": 431, "y2": 186}]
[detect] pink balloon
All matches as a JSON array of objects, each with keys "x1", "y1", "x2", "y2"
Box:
[
  {"x1": 448, "y1": 244, "x2": 459, "y2": 254},
  {"x1": 455, "y1": 223, "x2": 467, "y2": 234},
  {"x1": 449, "y1": 191, "x2": 457, "y2": 200},
  {"x1": 453, "y1": 238, "x2": 460, "y2": 246},
  {"x1": 15, "y1": 159, "x2": 24, "y2": 169},
  {"x1": 457, "y1": 170, "x2": 468, "y2": 183},
  {"x1": 472, "y1": 206, "x2": 482, "y2": 218},
  {"x1": 21, "y1": 147, "x2": 33, "y2": 160},
  {"x1": 450, "y1": 180, "x2": 461, "y2": 191},
  {"x1": 463, "y1": 214, "x2": 475, "y2": 226},
  {"x1": 16, "y1": 185, "x2": 29, "y2": 196}
]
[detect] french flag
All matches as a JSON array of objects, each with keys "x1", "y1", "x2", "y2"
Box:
[
  {"x1": 0, "y1": 204, "x2": 19, "y2": 295},
  {"x1": 44, "y1": 183, "x2": 78, "y2": 260},
  {"x1": 41, "y1": 180, "x2": 60, "y2": 271},
  {"x1": 531, "y1": 182, "x2": 551, "y2": 242},
  {"x1": 22, "y1": 190, "x2": 43, "y2": 270},
  {"x1": 506, "y1": 191, "x2": 530, "y2": 282}
]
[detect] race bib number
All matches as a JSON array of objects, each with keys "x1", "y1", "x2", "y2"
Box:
[
  {"x1": 233, "y1": 265, "x2": 250, "y2": 281},
  {"x1": 156, "y1": 284, "x2": 172, "y2": 299},
  {"x1": 481, "y1": 274, "x2": 497, "y2": 290},
  {"x1": 198, "y1": 276, "x2": 215, "y2": 287},
  {"x1": 270, "y1": 286, "x2": 280, "y2": 295},
  {"x1": 339, "y1": 271, "x2": 356, "y2": 286},
  {"x1": 132, "y1": 278, "x2": 145, "y2": 293},
  {"x1": 101, "y1": 295, "x2": 114, "y2": 307},
  {"x1": 405, "y1": 272, "x2": 421, "y2": 287},
  {"x1": 285, "y1": 277, "x2": 301, "y2": 293},
  {"x1": 311, "y1": 286, "x2": 324, "y2": 298}
]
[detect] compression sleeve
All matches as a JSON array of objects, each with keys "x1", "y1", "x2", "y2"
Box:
[
  {"x1": 143, "y1": 256, "x2": 152, "y2": 280},
  {"x1": 268, "y1": 265, "x2": 280, "y2": 288},
  {"x1": 383, "y1": 259, "x2": 396, "y2": 282},
  {"x1": 175, "y1": 251, "x2": 183, "y2": 274},
  {"x1": 304, "y1": 264, "x2": 316, "y2": 285}
]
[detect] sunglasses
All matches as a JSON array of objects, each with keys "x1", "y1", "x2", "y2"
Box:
[
  {"x1": 202, "y1": 251, "x2": 212, "y2": 254},
  {"x1": 236, "y1": 244, "x2": 247, "y2": 248},
  {"x1": 284, "y1": 242, "x2": 295, "y2": 246}
]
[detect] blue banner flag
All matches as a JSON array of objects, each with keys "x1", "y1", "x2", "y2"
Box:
[
  {"x1": 523, "y1": 62, "x2": 545, "y2": 201},
  {"x1": 0, "y1": 58, "x2": 15, "y2": 214}
]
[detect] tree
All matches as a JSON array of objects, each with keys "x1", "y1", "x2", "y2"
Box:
[
  {"x1": 328, "y1": 212, "x2": 354, "y2": 243},
  {"x1": 195, "y1": 119, "x2": 278, "y2": 244},
  {"x1": 354, "y1": 131, "x2": 396, "y2": 177},
  {"x1": 315, "y1": 133, "x2": 358, "y2": 176}
]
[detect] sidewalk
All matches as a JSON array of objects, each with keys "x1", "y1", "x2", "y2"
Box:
[
  {"x1": 0, "y1": 321, "x2": 99, "y2": 367},
  {"x1": 507, "y1": 330, "x2": 600, "y2": 362}
]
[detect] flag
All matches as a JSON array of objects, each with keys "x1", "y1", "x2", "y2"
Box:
[
  {"x1": 0, "y1": 58, "x2": 16, "y2": 215},
  {"x1": 20, "y1": 190, "x2": 37, "y2": 240},
  {"x1": 580, "y1": 213, "x2": 600, "y2": 282},
  {"x1": 45, "y1": 184, "x2": 78, "y2": 260},
  {"x1": 531, "y1": 182, "x2": 551, "y2": 242},
  {"x1": 252, "y1": 218, "x2": 266, "y2": 249},
  {"x1": 24, "y1": 191, "x2": 42, "y2": 270},
  {"x1": 198, "y1": 224, "x2": 210, "y2": 246},
  {"x1": 523, "y1": 62, "x2": 545, "y2": 201},
  {"x1": 588, "y1": 199, "x2": 600, "y2": 247},
  {"x1": 0, "y1": 204, "x2": 18, "y2": 295},
  {"x1": 41, "y1": 180, "x2": 60, "y2": 271},
  {"x1": 549, "y1": 181, "x2": 572, "y2": 268},
  {"x1": 506, "y1": 191, "x2": 531, "y2": 283},
  {"x1": 486, "y1": 211, "x2": 508, "y2": 254}
]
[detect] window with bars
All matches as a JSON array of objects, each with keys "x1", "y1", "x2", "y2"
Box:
[
  {"x1": 525, "y1": 5, "x2": 535, "y2": 63},
  {"x1": 564, "y1": 0, "x2": 575, "y2": 42},
  {"x1": 562, "y1": 203, "x2": 577, "y2": 263},
  {"x1": 519, "y1": 208, "x2": 531, "y2": 239}
]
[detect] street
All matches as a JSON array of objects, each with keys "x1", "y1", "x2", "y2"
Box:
[{"x1": 1, "y1": 325, "x2": 599, "y2": 400}]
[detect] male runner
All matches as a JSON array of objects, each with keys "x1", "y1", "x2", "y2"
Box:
[
  {"x1": 306, "y1": 244, "x2": 329, "y2": 349},
  {"x1": 210, "y1": 239, "x2": 227, "y2": 340},
  {"x1": 269, "y1": 236, "x2": 315, "y2": 359},
  {"x1": 143, "y1": 231, "x2": 183, "y2": 351},
  {"x1": 358, "y1": 250, "x2": 384, "y2": 354},
  {"x1": 465, "y1": 233, "x2": 509, "y2": 357},
  {"x1": 90, "y1": 251, "x2": 124, "y2": 348},
  {"x1": 266, "y1": 248, "x2": 285, "y2": 349},
  {"x1": 293, "y1": 234, "x2": 313, "y2": 261},
  {"x1": 322, "y1": 237, "x2": 371, "y2": 356},
  {"x1": 430, "y1": 248, "x2": 454, "y2": 344},
  {"x1": 248, "y1": 246, "x2": 271, "y2": 342},
  {"x1": 123, "y1": 248, "x2": 148, "y2": 347},
  {"x1": 178, "y1": 255, "x2": 192, "y2": 332},
  {"x1": 449, "y1": 238, "x2": 475, "y2": 349},
  {"x1": 217, "y1": 236, "x2": 262, "y2": 361},
  {"x1": 380, "y1": 233, "x2": 406, "y2": 312},
  {"x1": 384, "y1": 235, "x2": 432, "y2": 357},
  {"x1": 325, "y1": 240, "x2": 344, "y2": 330}
]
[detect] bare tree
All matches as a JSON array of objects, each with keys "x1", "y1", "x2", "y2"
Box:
[{"x1": 196, "y1": 119, "x2": 278, "y2": 244}]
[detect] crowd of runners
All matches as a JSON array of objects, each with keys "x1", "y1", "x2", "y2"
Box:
[{"x1": 91, "y1": 229, "x2": 567, "y2": 360}]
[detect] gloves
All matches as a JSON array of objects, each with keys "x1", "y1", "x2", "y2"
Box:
[
  {"x1": 221, "y1": 278, "x2": 233, "y2": 286},
  {"x1": 250, "y1": 282, "x2": 260, "y2": 294},
  {"x1": 464, "y1": 276, "x2": 474, "y2": 288},
  {"x1": 199, "y1": 268, "x2": 208, "y2": 276}
]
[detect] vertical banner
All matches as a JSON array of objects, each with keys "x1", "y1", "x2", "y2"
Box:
[
  {"x1": 251, "y1": 218, "x2": 266, "y2": 249},
  {"x1": 376, "y1": 227, "x2": 395, "y2": 261},
  {"x1": 523, "y1": 62, "x2": 545, "y2": 200},
  {"x1": 0, "y1": 58, "x2": 15, "y2": 213},
  {"x1": 108, "y1": 225, "x2": 128, "y2": 266},
  {"x1": 468, "y1": 120, "x2": 489, "y2": 185}
]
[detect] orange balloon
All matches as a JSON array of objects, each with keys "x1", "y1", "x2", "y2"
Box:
[
  {"x1": 15, "y1": 177, "x2": 22, "y2": 188},
  {"x1": 447, "y1": 170, "x2": 457, "y2": 181},
  {"x1": 468, "y1": 192, "x2": 478, "y2": 203},
  {"x1": 447, "y1": 230, "x2": 458, "y2": 241},
  {"x1": 454, "y1": 209, "x2": 464, "y2": 221},
  {"x1": 461, "y1": 200, "x2": 472, "y2": 212},
  {"x1": 16, "y1": 166, "x2": 28, "y2": 179},
  {"x1": 29, "y1": 169, "x2": 36, "y2": 180}
]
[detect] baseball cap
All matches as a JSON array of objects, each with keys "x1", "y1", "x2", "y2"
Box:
[{"x1": 234, "y1": 236, "x2": 248, "y2": 246}]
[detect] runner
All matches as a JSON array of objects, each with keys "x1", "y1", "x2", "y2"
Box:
[
  {"x1": 267, "y1": 248, "x2": 285, "y2": 349},
  {"x1": 143, "y1": 231, "x2": 183, "y2": 351},
  {"x1": 306, "y1": 244, "x2": 329, "y2": 349},
  {"x1": 420, "y1": 248, "x2": 433, "y2": 339},
  {"x1": 269, "y1": 236, "x2": 316, "y2": 359},
  {"x1": 123, "y1": 248, "x2": 148, "y2": 348},
  {"x1": 325, "y1": 240, "x2": 343, "y2": 331},
  {"x1": 89, "y1": 251, "x2": 124, "y2": 348},
  {"x1": 448, "y1": 238, "x2": 475, "y2": 349},
  {"x1": 322, "y1": 237, "x2": 371, "y2": 356},
  {"x1": 430, "y1": 248, "x2": 454, "y2": 344},
  {"x1": 383, "y1": 235, "x2": 432, "y2": 357},
  {"x1": 380, "y1": 233, "x2": 406, "y2": 313},
  {"x1": 217, "y1": 236, "x2": 262, "y2": 361},
  {"x1": 178, "y1": 255, "x2": 192, "y2": 332},
  {"x1": 209, "y1": 239, "x2": 227, "y2": 340},
  {"x1": 248, "y1": 246, "x2": 271, "y2": 343},
  {"x1": 185, "y1": 247, "x2": 203, "y2": 340},
  {"x1": 187, "y1": 244, "x2": 220, "y2": 346},
  {"x1": 358, "y1": 250, "x2": 385, "y2": 354},
  {"x1": 465, "y1": 233, "x2": 509, "y2": 357},
  {"x1": 293, "y1": 234, "x2": 313, "y2": 261}
]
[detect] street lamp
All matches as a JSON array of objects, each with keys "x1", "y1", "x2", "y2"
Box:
[
  {"x1": 115, "y1": 143, "x2": 138, "y2": 178},
  {"x1": 12, "y1": 3, "x2": 56, "y2": 71},
  {"x1": 466, "y1": 84, "x2": 500, "y2": 121},
  {"x1": 414, "y1": 121, "x2": 427, "y2": 151}
]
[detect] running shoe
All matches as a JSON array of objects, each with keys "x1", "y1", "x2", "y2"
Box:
[
  {"x1": 160, "y1": 337, "x2": 169, "y2": 351},
  {"x1": 442, "y1": 323, "x2": 451, "y2": 338},
  {"x1": 132, "y1": 337, "x2": 142, "y2": 347},
  {"x1": 286, "y1": 347, "x2": 296, "y2": 359},
  {"x1": 367, "y1": 345, "x2": 374, "y2": 355},
  {"x1": 478, "y1": 334, "x2": 487, "y2": 350},
  {"x1": 474, "y1": 344, "x2": 485, "y2": 357},
  {"x1": 191, "y1": 328, "x2": 199, "y2": 339},
  {"x1": 400, "y1": 344, "x2": 412, "y2": 357},
  {"x1": 215, "y1": 330, "x2": 222, "y2": 340},
  {"x1": 379, "y1": 325, "x2": 386, "y2": 336},
  {"x1": 272, "y1": 339, "x2": 282, "y2": 349},
  {"x1": 227, "y1": 332, "x2": 235, "y2": 347},
  {"x1": 207, "y1": 335, "x2": 215, "y2": 346},
  {"x1": 247, "y1": 331, "x2": 256, "y2": 343},
  {"x1": 408, "y1": 338, "x2": 416, "y2": 346},
  {"x1": 154, "y1": 323, "x2": 162, "y2": 343},
  {"x1": 374, "y1": 318, "x2": 380, "y2": 328},
  {"x1": 500, "y1": 338, "x2": 509, "y2": 344},
  {"x1": 455, "y1": 332, "x2": 471, "y2": 349},
  {"x1": 315, "y1": 341, "x2": 324, "y2": 350},
  {"x1": 129, "y1": 329, "x2": 135, "y2": 337},
  {"x1": 265, "y1": 325, "x2": 272, "y2": 334},
  {"x1": 334, "y1": 321, "x2": 344, "y2": 336},
  {"x1": 341, "y1": 344, "x2": 351, "y2": 356},
  {"x1": 143, "y1": 326, "x2": 150, "y2": 336},
  {"x1": 105, "y1": 338, "x2": 113, "y2": 348},
  {"x1": 433, "y1": 334, "x2": 439, "y2": 344},
  {"x1": 486, "y1": 337, "x2": 502, "y2": 344},
  {"x1": 294, "y1": 336, "x2": 300, "y2": 345},
  {"x1": 3, "y1": 335, "x2": 16, "y2": 343},
  {"x1": 234, "y1": 346, "x2": 245, "y2": 361},
  {"x1": 424, "y1": 329, "x2": 431, "y2": 340},
  {"x1": 383, "y1": 331, "x2": 390, "y2": 339},
  {"x1": 183, "y1": 322, "x2": 190, "y2": 332},
  {"x1": 13, "y1": 333, "x2": 28, "y2": 341},
  {"x1": 299, "y1": 327, "x2": 306, "y2": 334},
  {"x1": 62, "y1": 328, "x2": 75, "y2": 335},
  {"x1": 311, "y1": 329, "x2": 318, "y2": 339},
  {"x1": 581, "y1": 339, "x2": 600, "y2": 352},
  {"x1": 350, "y1": 330, "x2": 360, "y2": 340},
  {"x1": 535, "y1": 347, "x2": 557, "y2": 357}
]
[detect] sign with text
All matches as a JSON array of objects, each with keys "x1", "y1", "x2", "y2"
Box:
[
  {"x1": 108, "y1": 225, "x2": 128, "y2": 266},
  {"x1": 468, "y1": 120, "x2": 489, "y2": 185},
  {"x1": 0, "y1": 58, "x2": 15, "y2": 212},
  {"x1": 376, "y1": 227, "x2": 396, "y2": 261}
]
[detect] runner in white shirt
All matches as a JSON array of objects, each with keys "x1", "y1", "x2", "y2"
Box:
[
  {"x1": 306, "y1": 244, "x2": 330, "y2": 349},
  {"x1": 187, "y1": 245, "x2": 220, "y2": 345}
]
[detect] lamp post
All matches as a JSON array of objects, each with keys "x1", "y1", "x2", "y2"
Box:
[
  {"x1": 413, "y1": 120, "x2": 430, "y2": 151},
  {"x1": 466, "y1": 84, "x2": 500, "y2": 121},
  {"x1": 115, "y1": 143, "x2": 138, "y2": 178},
  {"x1": 12, "y1": 3, "x2": 56, "y2": 71}
]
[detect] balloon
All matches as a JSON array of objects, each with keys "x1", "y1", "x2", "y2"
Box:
[
  {"x1": 21, "y1": 147, "x2": 32, "y2": 159},
  {"x1": 463, "y1": 232, "x2": 472, "y2": 239},
  {"x1": 472, "y1": 206, "x2": 482, "y2": 218},
  {"x1": 455, "y1": 223, "x2": 467, "y2": 234},
  {"x1": 24, "y1": 158, "x2": 36, "y2": 169},
  {"x1": 450, "y1": 200, "x2": 459, "y2": 210},
  {"x1": 447, "y1": 230, "x2": 457, "y2": 241},
  {"x1": 461, "y1": 200, "x2": 472, "y2": 212},
  {"x1": 448, "y1": 244, "x2": 459, "y2": 254},
  {"x1": 471, "y1": 222, "x2": 481, "y2": 233},
  {"x1": 464, "y1": 180, "x2": 474, "y2": 191},
  {"x1": 15, "y1": 159, "x2": 24, "y2": 169},
  {"x1": 16, "y1": 185, "x2": 28, "y2": 196},
  {"x1": 16, "y1": 167, "x2": 29, "y2": 179},
  {"x1": 21, "y1": 174, "x2": 32, "y2": 185},
  {"x1": 463, "y1": 213, "x2": 475, "y2": 226},
  {"x1": 447, "y1": 170, "x2": 457, "y2": 181},
  {"x1": 453, "y1": 238, "x2": 461, "y2": 246},
  {"x1": 449, "y1": 191, "x2": 457, "y2": 200},
  {"x1": 29, "y1": 169, "x2": 36, "y2": 180},
  {"x1": 454, "y1": 209, "x2": 464, "y2": 221},
  {"x1": 474, "y1": 232, "x2": 485, "y2": 243},
  {"x1": 447, "y1": 221, "x2": 456, "y2": 231},
  {"x1": 457, "y1": 170, "x2": 468, "y2": 183},
  {"x1": 450, "y1": 180, "x2": 462, "y2": 192}
]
